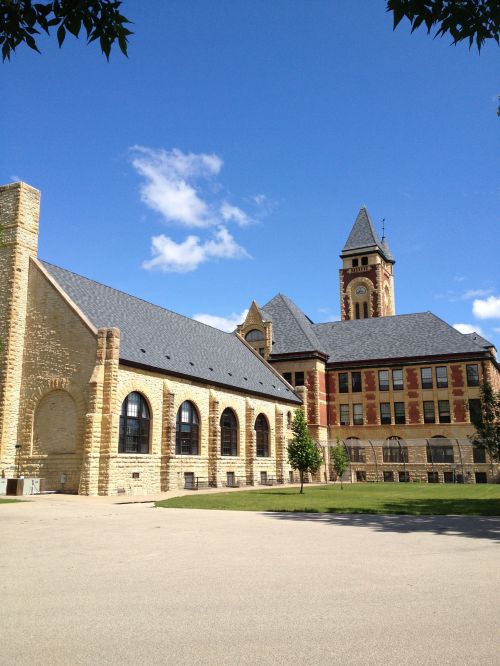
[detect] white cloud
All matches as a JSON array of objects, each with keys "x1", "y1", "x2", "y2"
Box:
[
  {"x1": 220, "y1": 202, "x2": 252, "y2": 226},
  {"x1": 494, "y1": 328, "x2": 500, "y2": 334},
  {"x1": 130, "y1": 146, "x2": 254, "y2": 229},
  {"x1": 193, "y1": 309, "x2": 249, "y2": 332},
  {"x1": 462, "y1": 288, "x2": 492, "y2": 300},
  {"x1": 327, "y1": 314, "x2": 341, "y2": 322},
  {"x1": 453, "y1": 323, "x2": 485, "y2": 336},
  {"x1": 472, "y1": 296, "x2": 500, "y2": 319},
  {"x1": 142, "y1": 226, "x2": 250, "y2": 273}
]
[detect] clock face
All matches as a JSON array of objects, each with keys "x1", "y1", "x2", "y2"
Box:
[{"x1": 354, "y1": 285, "x2": 367, "y2": 296}]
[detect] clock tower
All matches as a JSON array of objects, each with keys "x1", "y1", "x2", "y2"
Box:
[{"x1": 339, "y1": 207, "x2": 395, "y2": 321}]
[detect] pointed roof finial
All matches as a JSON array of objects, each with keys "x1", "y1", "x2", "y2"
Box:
[{"x1": 381, "y1": 218, "x2": 386, "y2": 240}]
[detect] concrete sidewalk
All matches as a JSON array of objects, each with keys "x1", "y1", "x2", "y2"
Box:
[{"x1": 1, "y1": 498, "x2": 499, "y2": 665}]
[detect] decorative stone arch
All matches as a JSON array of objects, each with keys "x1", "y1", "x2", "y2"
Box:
[
  {"x1": 348, "y1": 276, "x2": 374, "y2": 319},
  {"x1": 25, "y1": 379, "x2": 86, "y2": 456}
]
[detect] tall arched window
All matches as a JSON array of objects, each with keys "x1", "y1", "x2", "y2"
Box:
[
  {"x1": 363, "y1": 302, "x2": 368, "y2": 318},
  {"x1": 255, "y1": 414, "x2": 269, "y2": 457},
  {"x1": 245, "y1": 329, "x2": 264, "y2": 342},
  {"x1": 119, "y1": 392, "x2": 150, "y2": 454},
  {"x1": 355, "y1": 303, "x2": 360, "y2": 319},
  {"x1": 221, "y1": 408, "x2": 238, "y2": 456},
  {"x1": 176, "y1": 401, "x2": 199, "y2": 455}
]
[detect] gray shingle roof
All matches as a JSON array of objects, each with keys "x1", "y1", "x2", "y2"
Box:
[
  {"x1": 313, "y1": 312, "x2": 489, "y2": 364},
  {"x1": 342, "y1": 207, "x2": 394, "y2": 263},
  {"x1": 40, "y1": 261, "x2": 301, "y2": 403},
  {"x1": 261, "y1": 293, "x2": 326, "y2": 355},
  {"x1": 465, "y1": 331, "x2": 496, "y2": 350}
]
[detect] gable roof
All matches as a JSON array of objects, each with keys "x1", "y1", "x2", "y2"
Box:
[
  {"x1": 40, "y1": 261, "x2": 301, "y2": 404},
  {"x1": 342, "y1": 207, "x2": 394, "y2": 263},
  {"x1": 261, "y1": 293, "x2": 326, "y2": 355},
  {"x1": 313, "y1": 312, "x2": 490, "y2": 364}
]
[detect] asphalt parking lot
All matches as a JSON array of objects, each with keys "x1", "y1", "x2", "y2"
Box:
[{"x1": 2, "y1": 494, "x2": 499, "y2": 665}]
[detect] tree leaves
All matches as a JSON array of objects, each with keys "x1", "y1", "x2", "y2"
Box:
[
  {"x1": 387, "y1": 0, "x2": 500, "y2": 52},
  {"x1": 0, "y1": 0, "x2": 133, "y2": 61}
]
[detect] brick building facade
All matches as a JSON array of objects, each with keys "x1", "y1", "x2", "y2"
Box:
[{"x1": 237, "y1": 208, "x2": 500, "y2": 484}]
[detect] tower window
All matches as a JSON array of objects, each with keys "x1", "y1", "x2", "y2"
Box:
[
  {"x1": 355, "y1": 303, "x2": 360, "y2": 319},
  {"x1": 294, "y1": 371, "x2": 305, "y2": 386},
  {"x1": 361, "y1": 256, "x2": 368, "y2": 266},
  {"x1": 363, "y1": 302, "x2": 368, "y2": 318},
  {"x1": 352, "y1": 258, "x2": 358, "y2": 267},
  {"x1": 245, "y1": 329, "x2": 264, "y2": 342}
]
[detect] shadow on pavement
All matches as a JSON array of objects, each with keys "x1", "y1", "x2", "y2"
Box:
[{"x1": 264, "y1": 510, "x2": 500, "y2": 543}]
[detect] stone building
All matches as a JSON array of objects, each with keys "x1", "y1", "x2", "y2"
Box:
[
  {"x1": 1, "y1": 181, "x2": 499, "y2": 494},
  {"x1": 0, "y1": 182, "x2": 301, "y2": 495},
  {"x1": 237, "y1": 208, "x2": 500, "y2": 484}
]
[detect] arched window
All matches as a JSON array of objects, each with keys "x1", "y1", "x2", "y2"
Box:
[
  {"x1": 221, "y1": 408, "x2": 238, "y2": 456},
  {"x1": 119, "y1": 392, "x2": 150, "y2": 454},
  {"x1": 255, "y1": 414, "x2": 269, "y2": 457},
  {"x1": 287, "y1": 411, "x2": 292, "y2": 428},
  {"x1": 345, "y1": 436, "x2": 364, "y2": 462},
  {"x1": 245, "y1": 329, "x2": 264, "y2": 342},
  {"x1": 176, "y1": 401, "x2": 199, "y2": 455},
  {"x1": 363, "y1": 302, "x2": 368, "y2": 319},
  {"x1": 355, "y1": 303, "x2": 360, "y2": 319},
  {"x1": 383, "y1": 436, "x2": 408, "y2": 463}
]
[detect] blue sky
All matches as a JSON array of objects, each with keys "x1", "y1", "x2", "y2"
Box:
[{"x1": 2, "y1": 0, "x2": 499, "y2": 342}]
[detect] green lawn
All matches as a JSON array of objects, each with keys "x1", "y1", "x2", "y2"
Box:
[
  {"x1": 156, "y1": 484, "x2": 500, "y2": 516},
  {"x1": 0, "y1": 498, "x2": 22, "y2": 504}
]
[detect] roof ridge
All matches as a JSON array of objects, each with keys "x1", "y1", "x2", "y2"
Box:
[
  {"x1": 40, "y1": 260, "x2": 237, "y2": 337},
  {"x1": 276, "y1": 293, "x2": 324, "y2": 351}
]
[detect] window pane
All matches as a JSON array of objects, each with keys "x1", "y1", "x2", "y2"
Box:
[
  {"x1": 469, "y1": 399, "x2": 481, "y2": 424},
  {"x1": 423, "y1": 401, "x2": 435, "y2": 423},
  {"x1": 127, "y1": 392, "x2": 140, "y2": 417},
  {"x1": 392, "y1": 369, "x2": 403, "y2": 391},
  {"x1": 466, "y1": 364, "x2": 479, "y2": 387},
  {"x1": 340, "y1": 404, "x2": 350, "y2": 426},
  {"x1": 383, "y1": 471, "x2": 394, "y2": 482},
  {"x1": 245, "y1": 329, "x2": 264, "y2": 342},
  {"x1": 380, "y1": 402, "x2": 391, "y2": 424},
  {"x1": 352, "y1": 372, "x2": 362, "y2": 392},
  {"x1": 394, "y1": 402, "x2": 405, "y2": 424},
  {"x1": 378, "y1": 370, "x2": 389, "y2": 392},
  {"x1": 473, "y1": 447, "x2": 486, "y2": 463},
  {"x1": 438, "y1": 400, "x2": 451, "y2": 423},
  {"x1": 436, "y1": 366, "x2": 448, "y2": 388},
  {"x1": 353, "y1": 404, "x2": 363, "y2": 425},
  {"x1": 347, "y1": 446, "x2": 365, "y2": 462},
  {"x1": 282, "y1": 372, "x2": 292, "y2": 384},
  {"x1": 421, "y1": 367, "x2": 433, "y2": 389},
  {"x1": 295, "y1": 372, "x2": 304, "y2": 387},
  {"x1": 339, "y1": 373, "x2": 349, "y2": 393}
]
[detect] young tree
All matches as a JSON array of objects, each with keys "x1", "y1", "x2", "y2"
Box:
[
  {"x1": 469, "y1": 378, "x2": 500, "y2": 465},
  {"x1": 287, "y1": 409, "x2": 323, "y2": 494},
  {"x1": 330, "y1": 439, "x2": 350, "y2": 489}
]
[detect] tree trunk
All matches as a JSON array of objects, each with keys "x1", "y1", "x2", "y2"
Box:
[{"x1": 300, "y1": 469, "x2": 304, "y2": 494}]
